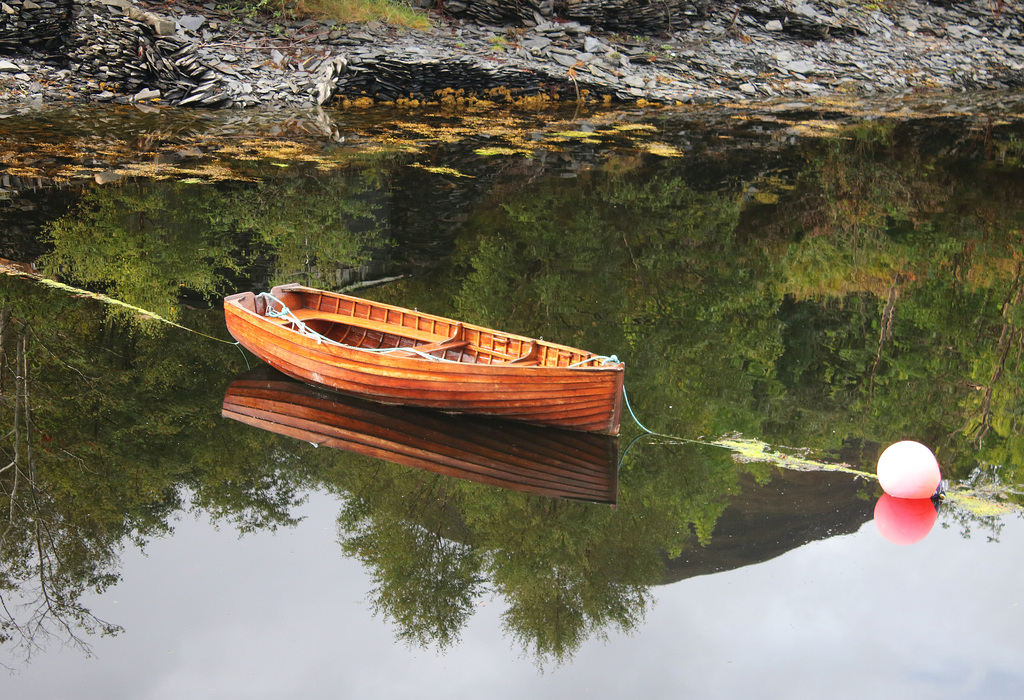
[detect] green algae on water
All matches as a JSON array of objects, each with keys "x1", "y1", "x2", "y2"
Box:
[
  {"x1": 711, "y1": 435, "x2": 874, "y2": 479},
  {"x1": 409, "y1": 164, "x2": 473, "y2": 178},
  {"x1": 474, "y1": 147, "x2": 531, "y2": 157}
]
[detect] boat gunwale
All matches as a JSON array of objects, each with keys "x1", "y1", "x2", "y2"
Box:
[{"x1": 224, "y1": 287, "x2": 625, "y2": 376}]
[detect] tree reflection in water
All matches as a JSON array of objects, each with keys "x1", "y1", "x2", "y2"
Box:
[{"x1": 0, "y1": 310, "x2": 122, "y2": 665}]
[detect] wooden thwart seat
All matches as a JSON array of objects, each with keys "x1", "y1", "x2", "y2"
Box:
[
  {"x1": 289, "y1": 308, "x2": 448, "y2": 344},
  {"x1": 380, "y1": 323, "x2": 468, "y2": 360},
  {"x1": 279, "y1": 307, "x2": 540, "y2": 365},
  {"x1": 414, "y1": 339, "x2": 471, "y2": 354},
  {"x1": 387, "y1": 340, "x2": 471, "y2": 360}
]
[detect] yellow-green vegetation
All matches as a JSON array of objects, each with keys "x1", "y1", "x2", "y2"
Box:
[
  {"x1": 611, "y1": 124, "x2": 657, "y2": 132},
  {"x1": 304, "y1": 0, "x2": 430, "y2": 29},
  {"x1": 551, "y1": 130, "x2": 601, "y2": 139},
  {"x1": 944, "y1": 491, "x2": 1015, "y2": 518},
  {"x1": 711, "y1": 435, "x2": 872, "y2": 478},
  {"x1": 643, "y1": 142, "x2": 683, "y2": 157},
  {"x1": 409, "y1": 163, "x2": 473, "y2": 177},
  {"x1": 234, "y1": 0, "x2": 430, "y2": 30},
  {"x1": 474, "y1": 146, "x2": 532, "y2": 157},
  {"x1": 701, "y1": 435, "x2": 1021, "y2": 522}
]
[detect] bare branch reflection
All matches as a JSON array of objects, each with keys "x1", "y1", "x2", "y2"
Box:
[{"x1": 0, "y1": 311, "x2": 122, "y2": 666}]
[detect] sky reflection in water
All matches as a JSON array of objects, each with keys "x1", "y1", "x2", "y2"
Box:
[{"x1": 6, "y1": 488, "x2": 1021, "y2": 700}]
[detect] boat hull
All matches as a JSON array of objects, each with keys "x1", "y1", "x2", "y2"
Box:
[{"x1": 224, "y1": 285, "x2": 624, "y2": 435}]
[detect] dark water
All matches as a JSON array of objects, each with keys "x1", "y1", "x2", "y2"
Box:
[{"x1": 1, "y1": 99, "x2": 1023, "y2": 697}]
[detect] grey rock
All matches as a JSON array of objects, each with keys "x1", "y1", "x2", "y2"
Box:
[
  {"x1": 899, "y1": 17, "x2": 920, "y2": 33},
  {"x1": 521, "y1": 37, "x2": 552, "y2": 50},
  {"x1": 178, "y1": 14, "x2": 206, "y2": 32},
  {"x1": 217, "y1": 63, "x2": 242, "y2": 77},
  {"x1": 588, "y1": 64, "x2": 616, "y2": 81},
  {"x1": 785, "y1": 60, "x2": 819, "y2": 75},
  {"x1": 0, "y1": 60, "x2": 20, "y2": 73},
  {"x1": 551, "y1": 52, "x2": 579, "y2": 68},
  {"x1": 792, "y1": 81, "x2": 825, "y2": 93},
  {"x1": 94, "y1": 171, "x2": 123, "y2": 184},
  {"x1": 145, "y1": 16, "x2": 175, "y2": 36},
  {"x1": 793, "y1": 3, "x2": 817, "y2": 18},
  {"x1": 766, "y1": 20, "x2": 783, "y2": 32}
]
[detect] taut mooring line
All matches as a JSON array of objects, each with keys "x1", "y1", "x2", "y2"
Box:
[{"x1": 1, "y1": 263, "x2": 247, "y2": 363}]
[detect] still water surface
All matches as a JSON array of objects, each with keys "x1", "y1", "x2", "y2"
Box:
[{"x1": 1, "y1": 99, "x2": 1023, "y2": 697}]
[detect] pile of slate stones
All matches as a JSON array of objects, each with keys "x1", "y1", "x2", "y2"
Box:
[
  {"x1": 316, "y1": 48, "x2": 584, "y2": 104},
  {"x1": 65, "y1": 0, "x2": 227, "y2": 105},
  {"x1": 1, "y1": 0, "x2": 1023, "y2": 109},
  {"x1": 440, "y1": 0, "x2": 710, "y2": 33},
  {"x1": 0, "y1": 0, "x2": 227, "y2": 105},
  {"x1": 0, "y1": 0, "x2": 71, "y2": 53}
]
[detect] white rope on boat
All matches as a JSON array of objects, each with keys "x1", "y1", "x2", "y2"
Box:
[
  {"x1": 259, "y1": 292, "x2": 344, "y2": 347},
  {"x1": 567, "y1": 354, "x2": 621, "y2": 368}
]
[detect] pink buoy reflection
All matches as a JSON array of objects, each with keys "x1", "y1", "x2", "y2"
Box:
[{"x1": 874, "y1": 494, "x2": 938, "y2": 545}]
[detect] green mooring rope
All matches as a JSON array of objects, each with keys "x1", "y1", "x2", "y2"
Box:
[
  {"x1": 619, "y1": 384, "x2": 877, "y2": 480},
  {"x1": 2, "y1": 264, "x2": 248, "y2": 365}
]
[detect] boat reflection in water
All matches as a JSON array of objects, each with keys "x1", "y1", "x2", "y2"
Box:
[{"x1": 222, "y1": 367, "x2": 618, "y2": 505}]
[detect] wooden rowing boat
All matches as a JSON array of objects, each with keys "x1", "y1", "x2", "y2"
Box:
[
  {"x1": 223, "y1": 283, "x2": 625, "y2": 435},
  {"x1": 223, "y1": 366, "x2": 618, "y2": 504}
]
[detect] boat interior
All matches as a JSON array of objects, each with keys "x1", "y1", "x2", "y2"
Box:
[{"x1": 255, "y1": 287, "x2": 545, "y2": 365}]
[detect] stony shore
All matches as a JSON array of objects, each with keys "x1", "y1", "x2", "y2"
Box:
[{"x1": 1, "y1": 0, "x2": 1023, "y2": 110}]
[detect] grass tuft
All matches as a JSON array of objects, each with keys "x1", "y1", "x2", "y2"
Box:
[
  {"x1": 227, "y1": 0, "x2": 432, "y2": 31},
  {"x1": 298, "y1": 0, "x2": 431, "y2": 29}
]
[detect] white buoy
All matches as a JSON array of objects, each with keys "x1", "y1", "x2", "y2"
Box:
[{"x1": 877, "y1": 440, "x2": 941, "y2": 499}]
